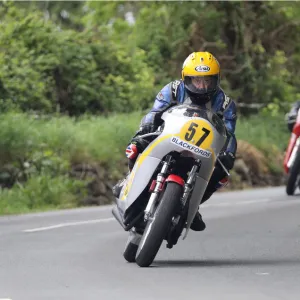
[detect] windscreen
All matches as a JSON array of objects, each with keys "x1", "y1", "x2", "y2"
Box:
[{"x1": 166, "y1": 104, "x2": 227, "y2": 137}]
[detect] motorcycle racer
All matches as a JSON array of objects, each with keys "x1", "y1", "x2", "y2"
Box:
[{"x1": 113, "y1": 51, "x2": 238, "y2": 232}]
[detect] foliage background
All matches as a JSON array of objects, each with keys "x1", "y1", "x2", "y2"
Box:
[{"x1": 0, "y1": 0, "x2": 296, "y2": 214}]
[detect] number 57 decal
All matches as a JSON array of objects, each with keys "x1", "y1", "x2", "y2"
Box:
[{"x1": 185, "y1": 122, "x2": 211, "y2": 146}]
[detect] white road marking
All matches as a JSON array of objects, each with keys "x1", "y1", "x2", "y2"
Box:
[
  {"x1": 234, "y1": 199, "x2": 272, "y2": 205},
  {"x1": 0, "y1": 205, "x2": 114, "y2": 222},
  {"x1": 256, "y1": 272, "x2": 270, "y2": 276},
  {"x1": 22, "y1": 198, "x2": 273, "y2": 233},
  {"x1": 23, "y1": 218, "x2": 114, "y2": 233},
  {"x1": 202, "y1": 198, "x2": 272, "y2": 208},
  {"x1": 0, "y1": 298, "x2": 13, "y2": 300}
]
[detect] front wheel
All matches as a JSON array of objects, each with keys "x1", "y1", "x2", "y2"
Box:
[
  {"x1": 286, "y1": 151, "x2": 300, "y2": 195},
  {"x1": 135, "y1": 182, "x2": 183, "y2": 267}
]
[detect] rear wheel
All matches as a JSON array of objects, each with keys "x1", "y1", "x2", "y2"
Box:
[
  {"x1": 123, "y1": 242, "x2": 138, "y2": 263},
  {"x1": 286, "y1": 151, "x2": 300, "y2": 195},
  {"x1": 135, "y1": 182, "x2": 183, "y2": 267},
  {"x1": 123, "y1": 230, "x2": 141, "y2": 263}
]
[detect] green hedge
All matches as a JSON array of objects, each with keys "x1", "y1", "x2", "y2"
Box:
[
  {"x1": 0, "y1": 111, "x2": 142, "y2": 168},
  {"x1": 0, "y1": 111, "x2": 288, "y2": 214},
  {"x1": 0, "y1": 111, "x2": 143, "y2": 214},
  {"x1": 0, "y1": 3, "x2": 154, "y2": 115}
]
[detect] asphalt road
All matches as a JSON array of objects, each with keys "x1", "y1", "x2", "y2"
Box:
[{"x1": 1, "y1": 186, "x2": 300, "y2": 300}]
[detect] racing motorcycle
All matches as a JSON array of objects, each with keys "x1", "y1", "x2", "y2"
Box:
[
  {"x1": 284, "y1": 109, "x2": 300, "y2": 195},
  {"x1": 112, "y1": 104, "x2": 228, "y2": 267}
]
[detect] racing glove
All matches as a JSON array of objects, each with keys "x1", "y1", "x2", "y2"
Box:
[
  {"x1": 218, "y1": 151, "x2": 235, "y2": 171},
  {"x1": 138, "y1": 124, "x2": 156, "y2": 135}
]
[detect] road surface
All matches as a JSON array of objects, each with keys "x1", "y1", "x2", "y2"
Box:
[{"x1": 1, "y1": 186, "x2": 300, "y2": 300}]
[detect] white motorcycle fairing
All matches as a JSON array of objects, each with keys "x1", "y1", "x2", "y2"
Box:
[{"x1": 115, "y1": 105, "x2": 227, "y2": 238}]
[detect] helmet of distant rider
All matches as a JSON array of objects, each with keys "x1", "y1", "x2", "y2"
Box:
[{"x1": 182, "y1": 51, "x2": 220, "y2": 105}]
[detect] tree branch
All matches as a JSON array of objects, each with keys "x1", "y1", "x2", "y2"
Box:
[
  {"x1": 270, "y1": 20, "x2": 300, "y2": 40},
  {"x1": 222, "y1": 62, "x2": 249, "y2": 75}
]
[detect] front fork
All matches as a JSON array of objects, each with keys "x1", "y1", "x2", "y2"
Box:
[
  {"x1": 176, "y1": 156, "x2": 229, "y2": 215},
  {"x1": 170, "y1": 160, "x2": 202, "y2": 228},
  {"x1": 181, "y1": 159, "x2": 201, "y2": 206},
  {"x1": 144, "y1": 157, "x2": 202, "y2": 224},
  {"x1": 144, "y1": 155, "x2": 172, "y2": 221}
]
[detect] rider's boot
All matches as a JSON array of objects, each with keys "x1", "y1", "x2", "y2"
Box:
[
  {"x1": 126, "y1": 228, "x2": 142, "y2": 246},
  {"x1": 189, "y1": 186, "x2": 214, "y2": 231},
  {"x1": 112, "y1": 143, "x2": 140, "y2": 198},
  {"x1": 190, "y1": 176, "x2": 229, "y2": 231},
  {"x1": 123, "y1": 228, "x2": 142, "y2": 262},
  {"x1": 190, "y1": 211, "x2": 206, "y2": 231}
]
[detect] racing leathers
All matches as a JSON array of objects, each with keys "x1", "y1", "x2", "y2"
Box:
[{"x1": 132, "y1": 79, "x2": 237, "y2": 180}]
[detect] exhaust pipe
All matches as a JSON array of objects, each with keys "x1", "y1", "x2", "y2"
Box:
[{"x1": 112, "y1": 206, "x2": 125, "y2": 229}]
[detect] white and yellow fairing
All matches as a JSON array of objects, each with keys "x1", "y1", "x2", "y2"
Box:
[{"x1": 116, "y1": 104, "x2": 227, "y2": 217}]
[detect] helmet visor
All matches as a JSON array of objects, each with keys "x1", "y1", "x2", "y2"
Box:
[{"x1": 184, "y1": 75, "x2": 218, "y2": 95}]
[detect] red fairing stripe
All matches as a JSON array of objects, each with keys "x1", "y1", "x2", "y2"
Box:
[
  {"x1": 166, "y1": 174, "x2": 185, "y2": 186},
  {"x1": 149, "y1": 180, "x2": 156, "y2": 192}
]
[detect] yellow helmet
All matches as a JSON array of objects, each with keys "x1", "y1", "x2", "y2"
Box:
[{"x1": 181, "y1": 52, "x2": 220, "y2": 104}]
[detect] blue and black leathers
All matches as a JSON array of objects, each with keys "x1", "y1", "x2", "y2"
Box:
[{"x1": 121, "y1": 79, "x2": 238, "y2": 210}]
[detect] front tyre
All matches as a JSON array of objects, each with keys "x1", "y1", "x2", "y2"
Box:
[
  {"x1": 135, "y1": 182, "x2": 182, "y2": 267},
  {"x1": 286, "y1": 151, "x2": 300, "y2": 195}
]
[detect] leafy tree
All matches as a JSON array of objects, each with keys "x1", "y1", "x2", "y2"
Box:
[
  {"x1": 0, "y1": 2, "x2": 154, "y2": 115},
  {"x1": 2, "y1": 1, "x2": 300, "y2": 114}
]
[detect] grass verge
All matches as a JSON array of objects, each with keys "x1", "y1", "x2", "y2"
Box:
[{"x1": 0, "y1": 111, "x2": 288, "y2": 214}]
